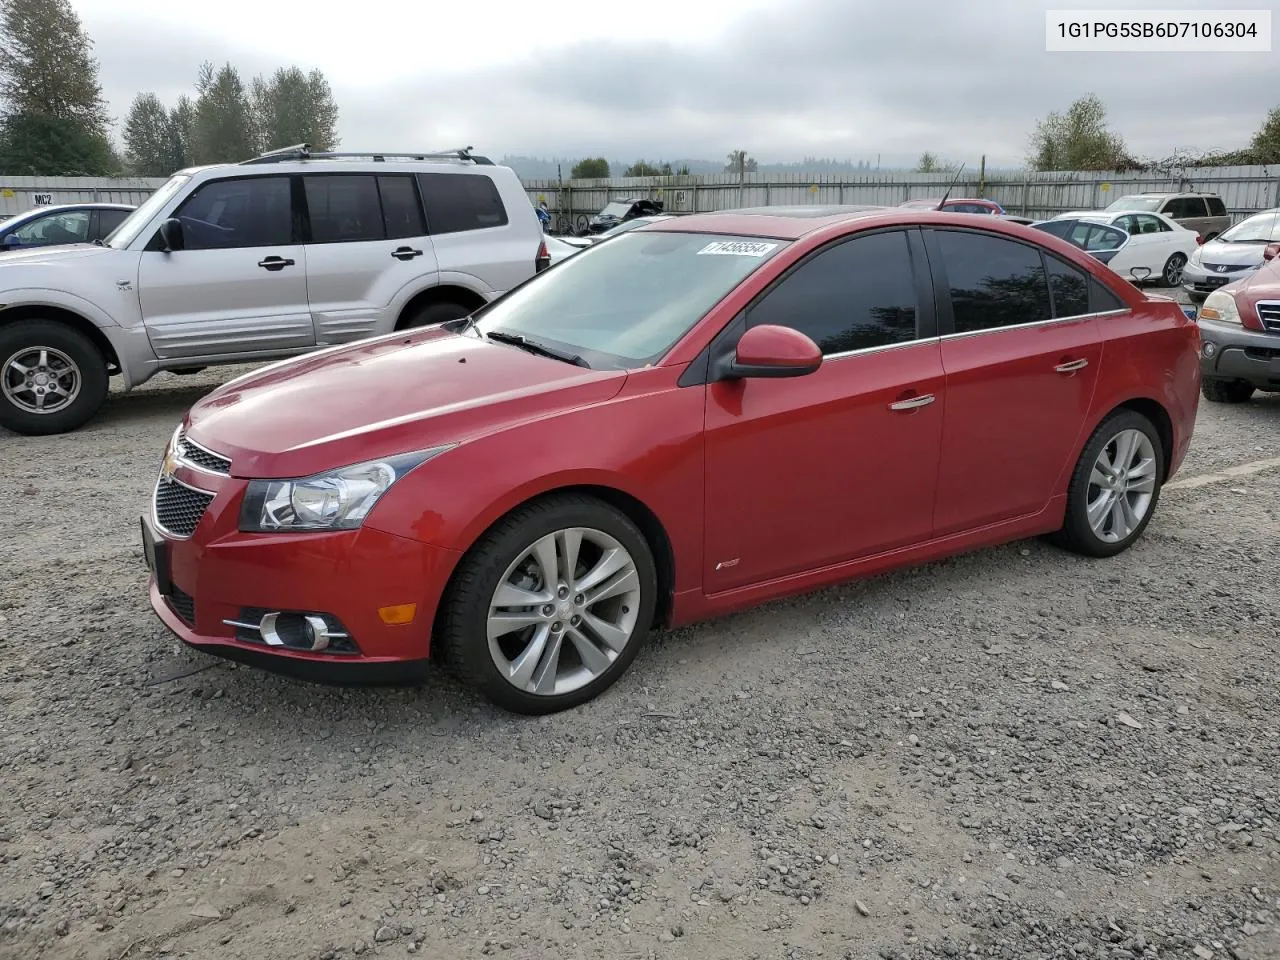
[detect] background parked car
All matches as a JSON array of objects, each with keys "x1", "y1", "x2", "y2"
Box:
[
  {"x1": 586, "y1": 197, "x2": 664, "y2": 234},
  {"x1": 0, "y1": 202, "x2": 134, "y2": 251},
  {"x1": 1031, "y1": 218, "x2": 1130, "y2": 266},
  {"x1": 542, "y1": 233, "x2": 585, "y2": 265},
  {"x1": 1061, "y1": 192, "x2": 1229, "y2": 240},
  {"x1": 898, "y1": 198, "x2": 1006, "y2": 214},
  {"x1": 1051, "y1": 210, "x2": 1199, "y2": 286},
  {"x1": 1182, "y1": 207, "x2": 1280, "y2": 303},
  {"x1": 1195, "y1": 247, "x2": 1280, "y2": 403},
  {"x1": 570, "y1": 214, "x2": 678, "y2": 247}
]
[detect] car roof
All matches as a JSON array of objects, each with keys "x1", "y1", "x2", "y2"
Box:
[
  {"x1": 645, "y1": 205, "x2": 1070, "y2": 240},
  {"x1": 1, "y1": 202, "x2": 134, "y2": 222},
  {"x1": 1116, "y1": 191, "x2": 1220, "y2": 198}
]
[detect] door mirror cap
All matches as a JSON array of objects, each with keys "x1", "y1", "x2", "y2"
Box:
[
  {"x1": 158, "y1": 217, "x2": 184, "y2": 252},
  {"x1": 2, "y1": 235, "x2": 21, "y2": 248},
  {"x1": 1263, "y1": 242, "x2": 1280, "y2": 262},
  {"x1": 725, "y1": 324, "x2": 822, "y2": 379}
]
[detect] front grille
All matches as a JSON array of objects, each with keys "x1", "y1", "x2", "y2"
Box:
[
  {"x1": 1244, "y1": 347, "x2": 1280, "y2": 360},
  {"x1": 167, "y1": 586, "x2": 196, "y2": 626},
  {"x1": 1256, "y1": 302, "x2": 1280, "y2": 333},
  {"x1": 1202, "y1": 262, "x2": 1251, "y2": 273},
  {"x1": 176, "y1": 431, "x2": 231, "y2": 474},
  {"x1": 154, "y1": 476, "x2": 214, "y2": 538}
]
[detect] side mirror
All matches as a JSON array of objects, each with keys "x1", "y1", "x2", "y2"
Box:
[
  {"x1": 1264, "y1": 242, "x2": 1280, "y2": 262},
  {"x1": 3, "y1": 235, "x2": 21, "y2": 248},
  {"x1": 158, "y1": 217, "x2": 184, "y2": 252},
  {"x1": 722, "y1": 324, "x2": 822, "y2": 379}
]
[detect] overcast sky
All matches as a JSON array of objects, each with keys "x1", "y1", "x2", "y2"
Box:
[{"x1": 71, "y1": 0, "x2": 1274, "y2": 168}]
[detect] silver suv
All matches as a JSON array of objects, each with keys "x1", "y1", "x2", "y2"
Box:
[{"x1": 0, "y1": 146, "x2": 548, "y2": 435}]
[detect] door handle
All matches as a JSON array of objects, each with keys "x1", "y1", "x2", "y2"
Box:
[
  {"x1": 391, "y1": 246, "x2": 424, "y2": 261},
  {"x1": 889, "y1": 393, "x2": 935, "y2": 411},
  {"x1": 257, "y1": 256, "x2": 295, "y2": 271},
  {"x1": 1054, "y1": 358, "x2": 1089, "y2": 374}
]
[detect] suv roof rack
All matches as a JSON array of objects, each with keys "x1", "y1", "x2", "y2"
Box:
[{"x1": 240, "y1": 144, "x2": 493, "y2": 166}]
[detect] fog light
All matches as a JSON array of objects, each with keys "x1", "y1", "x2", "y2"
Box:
[
  {"x1": 378, "y1": 603, "x2": 417, "y2": 625},
  {"x1": 1202, "y1": 341, "x2": 1218, "y2": 359}
]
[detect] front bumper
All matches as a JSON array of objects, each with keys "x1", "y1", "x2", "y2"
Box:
[
  {"x1": 142, "y1": 506, "x2": 461, "y2": 681},
  {"x1": 1182, "y1": 262, "x2": 1257, "y2": 301},
  {"x1": 1197, "y1": 317, "x2": 1280, "y2": 389}
]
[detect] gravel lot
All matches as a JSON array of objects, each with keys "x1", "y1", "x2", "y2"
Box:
[{"x1": 3, "y1": 323, "x2": 1279, "y2": 960}]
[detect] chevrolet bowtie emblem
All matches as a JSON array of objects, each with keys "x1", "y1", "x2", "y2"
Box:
[{"x1": 161, "y1": 449, "x2": 179, "y2": 478}]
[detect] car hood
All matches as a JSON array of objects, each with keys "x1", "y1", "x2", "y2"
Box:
[
  {"x1": 1196, "y1": 241, "x2": 1267, "y2": 267},
  {"x1": 0, "y1": 243, "x2": 117, "y2": 268},
  {"x1": 184, "y1": 326, "x2": 629, "y2": 479}
]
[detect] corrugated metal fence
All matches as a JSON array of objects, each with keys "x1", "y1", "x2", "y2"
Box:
[{"x1": 4, "y1": 166, "x2": 1278, "y2": 227}]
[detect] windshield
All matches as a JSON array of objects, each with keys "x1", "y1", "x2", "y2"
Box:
[
  {"x1": 1217, "y1": 211, "x2": 1280, "y2": 244},
  {"x1": 599, "y1": 201, "x2": 633, "y2": 218},
  {"x1": 1104, "y1": 195, "x2": 1163, "y2": 212},
  {"x1": 105, "y1": 174, "x2": 191, "y2": 248},
  {"x1": 472, "y1": 231, "x2": 788, "y2": 369}
]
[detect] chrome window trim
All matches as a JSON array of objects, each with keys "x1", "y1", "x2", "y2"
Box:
[
  {"x1": 822, "y1": 336, "x2": 939, "y2": 363},
  {"x1": 938, "y1": 308, "x2": 1131, "y2": 343},
  {"x1": 152, "y1": 471, "x2": 216, "y2": 541}
]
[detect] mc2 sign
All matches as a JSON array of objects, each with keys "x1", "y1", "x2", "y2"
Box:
[{"x1": 31, "y1": 193, "x2": 53, "y2": 207}]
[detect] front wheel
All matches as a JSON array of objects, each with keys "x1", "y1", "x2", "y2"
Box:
[
  {"x1": 1201, "y1": 378, "x2": 1254, "y2": 404},
  {"x1": 0, "y1": 320, "x2": 108, "y2": 435},
  {"x1": 1161, "y1": 253, "x2": 1187, "y2": 287},
  {"x1": 401, "y1": 300, "x2": 473, "y2": 329},
  {"x1": 1050, "y1": 410, "x2": 1165, "y2": 558},
  {"x1": 437, "y1": 494, "x2": 657, "y2": 714}
]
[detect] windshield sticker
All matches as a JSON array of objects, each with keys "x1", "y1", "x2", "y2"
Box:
[{"x1": 697, "y1": 240, "x2": 778, "y2": 257}]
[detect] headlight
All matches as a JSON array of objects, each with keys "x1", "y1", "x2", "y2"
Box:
[
  {"x1": 239, "y1": 447, "x2": 452, "y2": 532},
  {"x1": 1200, "y1": 291, "x2": 1241, "y2": 326},
  {"x1": 1189, "y1": 247, "x2": 1203, "y2": 266}
]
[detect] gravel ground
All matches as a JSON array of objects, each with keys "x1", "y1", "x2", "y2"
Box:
[{"x1": 2, "y1": 326, "x2": 1279, "y2": 960}]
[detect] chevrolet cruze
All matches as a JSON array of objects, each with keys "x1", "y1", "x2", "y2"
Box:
[{"x1": 142, "y1": 207, "x2": 1201, "y2": 714}]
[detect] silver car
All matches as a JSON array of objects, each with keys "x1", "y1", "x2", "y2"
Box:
[{"x1": 1182, "y1": 207, "x2": 1280, "y2": 303}]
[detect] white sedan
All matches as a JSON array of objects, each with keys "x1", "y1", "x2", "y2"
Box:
[{"x1": 1052, "y1": 210, "x2": 1200, "y2": 286}]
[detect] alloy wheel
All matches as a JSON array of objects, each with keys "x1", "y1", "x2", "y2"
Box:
[
  {"x1": 487, "y1": 527, "x2": 642, "y2": 696},
  {"x1": 2, "y1": 346, "x2": 82, "y2": 415},
  {"x1": 1086, "y1": 428, "x2": 1158, "y2": 543},
  {"x1": 1163, "y1": 254, "x2": 1186, "y2": 286}
]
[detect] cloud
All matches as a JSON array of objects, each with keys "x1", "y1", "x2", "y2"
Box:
[{"x1": 82, "y1": 0, "x2": 1276, "y2": 167}]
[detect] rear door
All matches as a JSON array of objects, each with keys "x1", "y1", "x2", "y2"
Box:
[
  {"x1": 138, "y1": 175, "x2": 313, "y2": 361},
  {"x1": 927, "y1": 228, "x2": 1103, "y2": 535},
  {"x1": 300, "y1": 173, "x2": 440, "y2": 344},
  {"x1": 418, "y1": 172, "x2": 527, "y2": 298}
]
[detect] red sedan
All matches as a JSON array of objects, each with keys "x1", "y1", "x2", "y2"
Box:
[{"x1": 142, "y1": 207, "x2": 1201, "y2": 714}]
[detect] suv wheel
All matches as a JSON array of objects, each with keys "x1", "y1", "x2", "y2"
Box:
[
  {"x1": 1201, "y1": 378, "x2": 1254, "y2": 404},
  {"x1": 0, "y1": 320, "x2": 108, "y2": 435},
  {"x1": 402, "y1": 301, "x2": 473, "y2": 329}
]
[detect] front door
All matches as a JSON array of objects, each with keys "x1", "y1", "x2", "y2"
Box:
[
  {"x1": 300, "y1": 173, "x2": 441, "y2": 344},
  {"x1": 703, "y1": 228, "x2": 945, "y2": 593},
  {"x1": 925, "y1": 228, "x2": 1102, "y2": 536},
  {"x1": 138, "y1": 174, "x2": 312, "y2": 361}
]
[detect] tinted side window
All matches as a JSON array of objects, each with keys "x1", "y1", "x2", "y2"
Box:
[
  {"x1": 418, "y1": 173, "x2": 509, "y2": 234},
  {"x1": 304, "y1": 175, "x2": 384, "y2": 243},
  {"x1": 98, "y1": 208, "x2": 130, "y2": 239},
  {"x1": 1034, "y1": 220, "x2": 1075, "y2": 239},
  {"x1": 175, "y1": 177, "x2": 293, "y2": 250},
  {"x1": 377, "y1": 175, "x2": 425, "y2": 239},
  {"x1": 1090, "y1": 278, "x2": 1125, "y2": 313},
  {"x1": 1206, "y1": 197, "x2": 1227, "y2": 217},
  {"x1": 13, "y1": 210, "x2": 90, "y2": 244},
  {"x1": 1139, "y1": 214, "x2": 1170, "y2": 233},
  {"x1": 935, "y1": 230, "x2": 1051, "y2": 334},
  {"x1": 745, "y1": 230, "x2": 919, "y2": 356},
  {"x1": 1046, "y1": 256, "x2": 1089, "y2": 318}
]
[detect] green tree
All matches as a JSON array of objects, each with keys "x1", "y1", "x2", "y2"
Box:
[
  {"x1": 724, "y1": 149, "x2": 757, "y2": 175},
  {"x1": 570, "y1": 156, "x2": 609, "y2": 179},
  {"x1": 0, "y1": 0, "x2": 113, "y2": 174},
  {"x1": 623, "y1": 160, "x2": 663, "y2": 177},
  {"x1": 249, "y1": 66, "x2": 339, "y2": 152},
  {"x1": 1250, "y1": 106, "x2": 1280, "y2": 164},
  {"x1": 915, "y1": 151, "x2": 955, "y2": 173},
  {"x1": 1028, "y1": 94, "x2": 1128, "y2": 171},
  {"x1": 123, "y1": 92, "x2": 177, "y2": 175},
  {"x1": 192, "y1": 60, "x2": 255, "y2": 163},
  {"x1": 169, "y1": 94, "x2": 195, "y2": 169}
]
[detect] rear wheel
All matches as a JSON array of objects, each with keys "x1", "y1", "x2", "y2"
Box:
[
  {"x1": 401, "y1": 300, "x2": 474, "y2": 329},
  {"x1": 1050, "y1": 410, "x2": 1164, "y2": 559},
  {"x1": 1201, "y1": 378, "x2": 1254, "y2": 404},
  {"x1": 1161, "y1": 253, "x2": 1187, "y2": 287},
  {"x1": 0, "y1": 320, "x2": 108, "y2": 435},
  {"x1": 437, "y1": 494, "x2": 657, "y2": 714}
]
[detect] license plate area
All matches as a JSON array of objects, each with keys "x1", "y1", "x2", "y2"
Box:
[{"x1": 140, "y1": 515, "x2": 173, "y2": 597}]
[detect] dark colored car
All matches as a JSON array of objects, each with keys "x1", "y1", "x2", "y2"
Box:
[
  {"x1": 0, "y1": 203, "x2": 135, "y2": 251},
  {"x1": 1195, "y1": 243, "x2": 1280, "y2": 403},
  {"x1": 587, "y1": 197, "x2": 664, "y2": 234},
  {"x1": 1031, "y1": 218, "x2": 1130, "y2": 266},
  {"x1": 142, "y1": 205, "x2": 1200, "y2": 715}
]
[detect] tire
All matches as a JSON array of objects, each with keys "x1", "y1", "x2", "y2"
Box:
[
  {"x1": 1161, "y1": 253, "x2": 1187, "y2": 287},
  {"x1": 437, "y1": 494, "x2": 658, "y2": 714},
  {"x1": 0, "y1": 319, "x2": 108, "y2": 436},
  {"x1": 1201, "y1": 378, "x2": 1254, "y2": 404},
  {"x1": 1050, "y1": 409, "x2": 1165, "y2": 559},
  {"x1": 401, "y1": 300, "x2": 474, "y2": 329}
]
